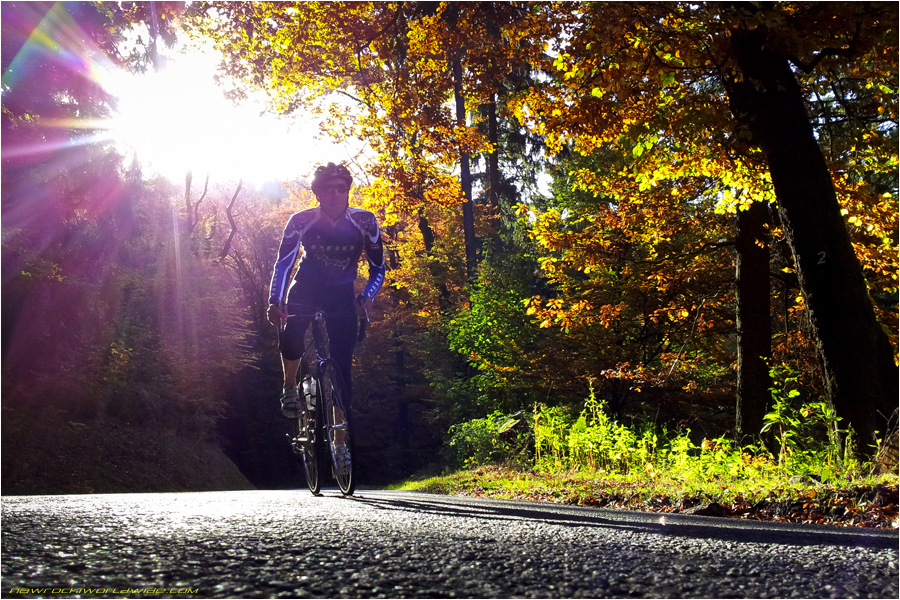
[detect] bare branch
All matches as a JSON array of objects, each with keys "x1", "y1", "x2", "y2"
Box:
[
  {"x1": 191, "y1": 173, "x2": 209, "y2": 233},
  {"x1": 219, "y1": 179, "x2": 243, "y2": 261},
  {"x1": 184, "y1": 171, "x2": 192, "y2": 216}
]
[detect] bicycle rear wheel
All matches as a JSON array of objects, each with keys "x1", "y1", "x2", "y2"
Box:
[{"x1": 320, "y1": 359, "x2": 355, "y2": 496}]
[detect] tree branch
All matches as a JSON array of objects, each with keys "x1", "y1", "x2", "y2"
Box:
[
  {"x1": 788, "y1": 21, "x2": 860, "y2": 74},
  {"x1": 190, "y1": 173, "x2": 209, "y2": 234},
  {"x1": 219, "y1": 179, "x2": 242, "y2": 261}
]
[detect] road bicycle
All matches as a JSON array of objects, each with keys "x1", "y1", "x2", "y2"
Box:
[{"x1": 279, "y1": 304, "x2": 365, "y2": 496}]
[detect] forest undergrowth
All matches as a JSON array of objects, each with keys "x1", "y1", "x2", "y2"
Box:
[
  {"x1": 398, "y1": 393, "x2": 899, "y2": 529},
  {"x1": 401, "y1": 466, "x2": 898, "y2": 529}
]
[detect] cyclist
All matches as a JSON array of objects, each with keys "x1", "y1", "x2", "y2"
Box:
[{"x1": 267, "y1": 162, "x2": 385, "y2": 418}]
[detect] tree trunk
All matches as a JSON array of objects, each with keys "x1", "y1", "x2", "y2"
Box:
[
  {"x1": 735, "y1": 200, "x2": 772, "y2": 445},
  {"x1": 418, "y1": 207, "x2": 436, "y2": 254},
  {"x1": 486, "y1": 92, "x2": 503, "y2": 253},
  {"x1": 452, "y1": 56, "x2": 477, "y2": 281},
  {"x1": 487, "y1": 94, "x2": 500, "y2": 212},
  {"x1": 726, "y1": 27, "x2": 898, "y2": 454}
]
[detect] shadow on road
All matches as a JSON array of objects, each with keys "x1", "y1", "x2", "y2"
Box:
[{"x1": 346, "y1": 491, "x2": 897, "y2": 550}]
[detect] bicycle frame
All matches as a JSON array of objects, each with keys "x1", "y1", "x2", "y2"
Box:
[{"x1": 279, "y1": 304, "x2": 357, "y2": 496}]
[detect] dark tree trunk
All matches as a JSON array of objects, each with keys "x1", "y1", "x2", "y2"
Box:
[
  {"x1": 417, "y1": 207, "x2": 436, "y2": 254},
  {"x1": 486, "y1": 92, "x2": 503, "y2": 253},
  {"x1": 735, "y1": 200, "x2": 772, "y2": 445},
  {"x1": 487, "y1": 94, "x2": 500, "y2": 212},
  {"x1": 452, "y1": 56, "x2": 477, "y2": 281},
  {"x1": 726, "y1": 26, "x2": 898, "y2": 454}
]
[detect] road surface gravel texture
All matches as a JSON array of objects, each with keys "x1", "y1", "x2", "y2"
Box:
[{"x1": 1, "y1": 489, "x2": 897, "y2": 598}]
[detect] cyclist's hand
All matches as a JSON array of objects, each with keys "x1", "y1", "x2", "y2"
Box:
[
  {"x1": 355, "y1": 295, "x2": 373, "y2": 317},
  {"x1": 267, "y1": 303, "x2": 288, "y2": 327}
]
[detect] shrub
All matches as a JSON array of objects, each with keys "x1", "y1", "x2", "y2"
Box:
[
  {"x1": 528, "y1": 379, "x2": 868, "y2": 488},
  {"x1": 761, "y1": 364, "x2": 861, "y2": 482},
  {"x1": 448, "y1": 411, "x2": 530, "y2": 468}
]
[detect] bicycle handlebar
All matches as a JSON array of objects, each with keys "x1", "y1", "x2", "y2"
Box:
[{"x1": 280, "y1": 303, "x2": 368, "y2": 343}]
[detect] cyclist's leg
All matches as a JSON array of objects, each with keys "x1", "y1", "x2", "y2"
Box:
[
  {"x1": 280, "y1": 314, "x2": 310, "y2": 373},
  {"x1": 282, "y1": 357, "x2": 301, "y2": 389},
  {"x1": 279, "y1": 309, "x2": 310, "y2": 416},
  {"x1": 325, "y1": 309, "x2": 356, "y2": 409}
]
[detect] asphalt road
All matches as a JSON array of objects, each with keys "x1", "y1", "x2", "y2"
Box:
[{"x1": 2, "y1": 489, "x2": 897, "y2": 598}]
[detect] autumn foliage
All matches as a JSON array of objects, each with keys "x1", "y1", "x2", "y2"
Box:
[
  {"x1": 191, "y1": 1, "x2": 896, "y2": 457},
  {"x1": 2, "y1": 2, "x2": 897, "y2": 492}
]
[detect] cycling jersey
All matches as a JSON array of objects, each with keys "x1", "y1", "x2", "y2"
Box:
[{"x1": 269, "y1": 206, "x2": 386, "y2": 305}]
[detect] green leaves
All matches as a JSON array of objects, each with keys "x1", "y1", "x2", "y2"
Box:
[{"x1": 448, "y1": 411, "x2": 530, "y2": 468}]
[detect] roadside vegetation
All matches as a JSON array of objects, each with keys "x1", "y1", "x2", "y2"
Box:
[{"x1": 398, "y1": 386, "x2": 899, "y2": 529}]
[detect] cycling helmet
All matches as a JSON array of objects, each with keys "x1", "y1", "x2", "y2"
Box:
[{"x1": 311, "y1": 162, "x2": 353, "y2": 195}]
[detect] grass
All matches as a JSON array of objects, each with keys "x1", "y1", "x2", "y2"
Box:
[
  {"x1": 395, "y1": 394, "x2": 899, "y2": 529},
  {"x1": 393, "y1": 465, "x2": 899, "y2": 528}
]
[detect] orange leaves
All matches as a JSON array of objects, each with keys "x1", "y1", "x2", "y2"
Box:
[
  {"x1": 834, "y1": 176, "x2": 898, "y2": 300},
  {"x1": 524, "y1": 294, "x2": 622, "y2": 332}
]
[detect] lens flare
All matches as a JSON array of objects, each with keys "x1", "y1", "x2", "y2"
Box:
[
  {"x1": 2, "y1": 2, "x2": 128, "y2": 238},
  {"x1": 3, "y1": 3, "x2": 365, "y2": 188}
]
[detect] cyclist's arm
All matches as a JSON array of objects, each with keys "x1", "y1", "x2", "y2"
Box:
[
  {"x1": 269, "y1": 215, "x2": 302, "y2": 306},
  {"x1": 359, "y1": 215, "x2": 386, "y2": 300}
]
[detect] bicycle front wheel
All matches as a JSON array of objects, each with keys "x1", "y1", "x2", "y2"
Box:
[
  {"x1": 292, "y1": 371, "x2": 321, "y2": 495},
  {"x1": 320, "y1": 359, "x2": 355, "y2": 496},
  {"x1": 289, "y1": 409, "x2": 320, "y2": 495},
  {"x1": 299, "y1": 406, "x2": 321, "y2": 495}
]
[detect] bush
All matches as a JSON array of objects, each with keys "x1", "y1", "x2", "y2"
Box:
[
  {"x1": 528, "y1": 382, "x2": 870, "y2": 488},
  {"x1": 451, "y1": 375, "x2": 877, "y2": 490},
  {"x1": 448, "y1": 411, "x2": 531, "y2": 468},
  {"x1": 534, "y1": 392, "x2": 658, "y2": 474}
]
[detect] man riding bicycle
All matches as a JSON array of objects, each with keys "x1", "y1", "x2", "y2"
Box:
[{"x1": 267, "y1": 162, "x2": 385, "y2": 418}]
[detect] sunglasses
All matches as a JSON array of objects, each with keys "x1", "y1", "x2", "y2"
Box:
[{"x1": 319, "y1": 185, "x2": 351, "y2": 195}]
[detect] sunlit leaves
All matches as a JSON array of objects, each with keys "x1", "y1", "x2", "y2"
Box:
[{"x1": 187, "y1": 1, "x2": 897, "y2": 414}]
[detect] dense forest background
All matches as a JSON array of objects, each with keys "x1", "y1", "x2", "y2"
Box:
[{"x1": 2, "y1": 1, "x2": 897, "y2": 493}]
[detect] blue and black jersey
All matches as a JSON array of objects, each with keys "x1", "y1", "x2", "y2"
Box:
[{"x1": 269, "y1": 206, "x2": 386, "y2": 305}]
